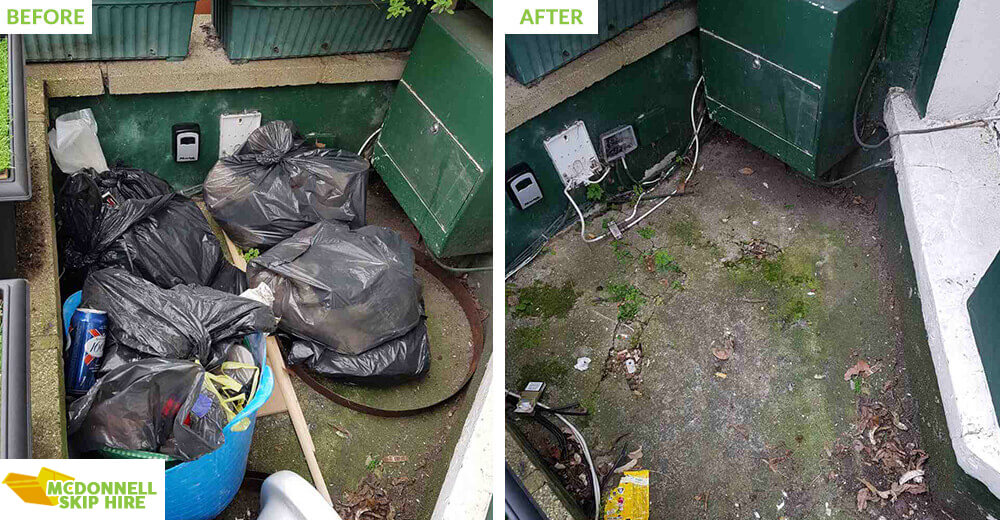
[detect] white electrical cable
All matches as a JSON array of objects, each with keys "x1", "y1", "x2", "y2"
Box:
[
  {"x1": 552, "y1": 411, "x2": 601, "y2": 520},
  {"x1": 565, "y1": 76, "x2": 706, "y2": 243},
  {"x1": 357, "y1": 127, "x2": 382, "y2": 156},
  {"x1": 565, "y1": 165, "x2": 615, "y2": 242},
  {"x1": 619, "y1": 75, "x2": 706, "y2": 234},
  {"x1": 506, "y1": 390, "x2": 601, "y2": 520}
]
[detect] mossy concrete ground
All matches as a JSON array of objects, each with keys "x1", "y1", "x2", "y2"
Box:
[
  {"x1": 506, "y1": 132, "x2": 985, "y2": 519},
  {"x1": 219, "y1": 177, "x2": 492, "y2": 520}
]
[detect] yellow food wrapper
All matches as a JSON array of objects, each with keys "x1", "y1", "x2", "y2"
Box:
[{"x1": 603, "y1": 470, "x2": 649, "y2": 520}]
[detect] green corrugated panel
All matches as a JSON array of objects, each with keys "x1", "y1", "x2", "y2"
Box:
[
  {"x1": 24, "y1": 0, "x2": 197, "y2": 62},
  {"x1": 212, "y1": 0, "x2": 429, "y2": 61},
  {"x1": 373, "y1": 10, "x2": 492, "y2": 258},
  {"x1": 699, "y1": 0, "x2": 886, "y2": 178},
  {"x1": 505, "y1": 0, "x2": 675, "y2": 84},
  {"x1": 969, "y1": 251, "x2": 1000, "y2": 424}
]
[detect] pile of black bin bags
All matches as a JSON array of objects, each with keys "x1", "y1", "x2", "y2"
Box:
[
  {"x1": 55, "y1": 165, "x2": 280, "y2": 461},
  {"x1": 203, "y1": 121, "x2": 431, "y2": 386},
  {"x1": 57, "y1": 166, "x2": 248, "y2": 294},
  {"x1": 58, "y1": 120, "x2": 428, "y2": 462}
]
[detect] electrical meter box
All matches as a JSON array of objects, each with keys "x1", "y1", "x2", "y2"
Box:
[
  {"x1": 373, "y1": 10, "x2": 492, "y2": 258},
  {"x1": 699, "y1": 0, "x2": 885, "y2": 178}
]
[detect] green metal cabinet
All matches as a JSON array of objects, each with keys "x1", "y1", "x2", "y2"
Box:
[
  {"x1": 373, "y1": 10, "x2": 492, "y2": 258},
  {"x1": 970, "y1": 251, "x2": 1000, "y2": 422},
  {"x1": 699, "y1": 0, "x2": 885, "y2": 178}
]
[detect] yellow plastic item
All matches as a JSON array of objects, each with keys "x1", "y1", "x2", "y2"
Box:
[
  {"x1": 603, "y1": 470, "x2": 649, "y2": 520},
  {"x1": 2, "y1": 467, "x2": 75, "y2": 506}
]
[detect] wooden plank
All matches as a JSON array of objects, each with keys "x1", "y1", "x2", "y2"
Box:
[{"x1": 207, "y1": 208, "x2": 330, "y2": 503}]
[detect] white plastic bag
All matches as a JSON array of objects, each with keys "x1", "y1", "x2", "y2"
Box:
[{"x1": 48, "y1": 109, "x2": 109, "y2": 173}]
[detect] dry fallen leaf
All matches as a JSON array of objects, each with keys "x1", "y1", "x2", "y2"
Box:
[
  {"x1": 844, "y1": 359, "x2": 873, "y2": 381},
  {"x1": 628, "y1": 447, "x2": 643, "y2": 460},
  {"x1": 614, "y1": 459, "x2": 638, "y2": 473},
  {"x1": 712, "y1": 347, "x2": 731, "y2": 360},
  {"x1": 857, "y1": 487, "x2": 870, "y2": 511},
  {"x1": 715, "y1": 372, "x2": 728, "y2": 379}
]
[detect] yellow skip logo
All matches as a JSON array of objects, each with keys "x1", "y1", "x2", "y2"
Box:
[{"x1": 3, "y1": 467, "x2": 75, "y2": 506}]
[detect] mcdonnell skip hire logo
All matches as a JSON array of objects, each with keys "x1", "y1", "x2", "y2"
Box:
[{"x1": 3, "y1": 467, "x2": 158, "y2": 510}]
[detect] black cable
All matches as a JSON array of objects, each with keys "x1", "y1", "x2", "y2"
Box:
[
  {"x1": 532, "y1": 412, "x2": 569, "y2": 458},
  {"x1": 852, "y1": 0, "x2": 1000, "y2": 150},
  {"x1": 808, "y1": 157, "x2": 895, "y2": 187},
  {"x1": 852, "y1": 0, "x2": 895, "y2": 150},
  {"x1": 599, "y1": 444, "x2": 630, "y2": 492}
]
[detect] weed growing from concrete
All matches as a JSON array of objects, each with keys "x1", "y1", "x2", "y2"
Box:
[{"x1": 606, "y1": 282, "x2": 646, "y2": 322}]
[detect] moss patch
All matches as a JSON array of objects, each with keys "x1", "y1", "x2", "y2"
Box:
[
  {"x1": 509, "y1": 325, "x2": 546, "y2": 357},
  {"x1": 518, "y1": 359, "x2": 569, "y2": 390},
  {"x1": 0, "y1": 37, "x2": 9, "y2": 173},
  {"x1": 726, "y1": 249, "x2": 821, "y2": 325},
  {"x1": 667, "y1": 217, "x2": 701, "y2": 246},
  {"x1": 512, "y1": 281, "x2": 579, "y2": 319}
]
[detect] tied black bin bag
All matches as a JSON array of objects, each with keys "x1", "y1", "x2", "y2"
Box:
[
  {"x1": 286, "y1": 319, "x2": 431, "y2": 385},
  {"x1": 204, "y1": 120, "x2": 370, "y2": 251},
  {"x1": 57, "y1": 168, "x2": 248, "y2": 293},
  {"x1": 68, "y1": 358, "x2": 228, "y2": 461},
  {"x1": 82, "y1": 268, "x2": 277, "y2": 375},
  {"x1": 248, "y1": 221, "x2": 423, "y2": 355}
]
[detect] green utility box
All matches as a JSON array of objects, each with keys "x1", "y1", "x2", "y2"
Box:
[
  {"x1": 24, "y1": 0, "x2": 197, "y2": 62},
  {"x1": 212, "y1": 0, "x2": 430, "y2": 61},
  {"x1": 373, "y1": 10, "x2": 492, "y2": 258},
  {"x1": 969, "y1": 251, "x2": 1000, "y2": 421},
  {"x1": 699, "y1": 0, "x2": 885, "y2": 178}
]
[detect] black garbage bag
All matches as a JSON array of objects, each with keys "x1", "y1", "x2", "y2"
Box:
[
  {"x1": 82, "y1": 268, "x2": 276, "y2": 374},
  {"x1": 57, "y1": 168, "x2": 248, "y2": 293},
  {"x1": 248, "y1": 221, "x2": 422, "y2": 355},
  {"x1": 57, "y1": 167, "x2": 172, "y2": 273},
  {"x1": 67, "y1": 358, "x2": 228, "y2": 461},
  {"x1": 286, "y1": 319, "x2": 431, "y2": 386},
  {"x1": 203, "y1": 120, "x2": 370, "y2": 250}
]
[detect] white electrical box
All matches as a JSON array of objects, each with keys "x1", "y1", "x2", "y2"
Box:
[
  {"x1": 219, "y1": 111, "x2": 262, "y2": 158},
  {"x1": 543, "y1": 121, "x2": 601, "y2": 189}
]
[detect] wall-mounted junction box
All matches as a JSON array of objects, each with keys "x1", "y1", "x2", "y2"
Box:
[
  {"x1": 543, "y1": 120, "x2": 601, "y2": 188},
  {"x1": 699, "y1": 0, "x2": 884, "y2": 178},
  {"x1": 219, "y1": 111, "x2": 262, "y2": 158},
  {"x1": 600, "y1": 125, "x2": 638, "y2": 163}
]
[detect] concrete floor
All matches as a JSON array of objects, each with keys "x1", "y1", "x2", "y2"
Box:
[
  {"x1": 218, "y1": 177, "x2": 492, "y2": 520},
  {"x1": 505, "y1": 131, "x2": 973, "y2": 519}
]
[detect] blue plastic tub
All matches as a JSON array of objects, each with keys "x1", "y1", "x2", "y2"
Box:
[{"x1": 63, "y1": 291, "x2": 274, "y2": 520}]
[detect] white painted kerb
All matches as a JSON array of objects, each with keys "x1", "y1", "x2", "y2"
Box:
[{"x1": 885, "y1": 89, "x2": 1000, "y2": 497}]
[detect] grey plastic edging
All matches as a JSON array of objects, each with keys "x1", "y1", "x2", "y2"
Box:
[
  {"x1": 0, "y1": 278, "x2": 31, "y2": 459},
  {"x1": 0, "y1": 35, "x2": 31, "y2": 202}
]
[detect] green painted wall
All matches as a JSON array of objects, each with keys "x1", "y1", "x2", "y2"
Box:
[
  {"x1": 878, "y1": 174, "x2": 1000, "y2": 518},
  {"x1": 48, "y1": 82, "x2": 396, "y2": 189},
  {"x1": 505, "y1": 31, "x2": 701, "y2": 270}
]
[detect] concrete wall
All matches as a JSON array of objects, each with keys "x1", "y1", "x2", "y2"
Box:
[{"x1": 925, "y1": 0, "x2": 1000, "y2": 120}]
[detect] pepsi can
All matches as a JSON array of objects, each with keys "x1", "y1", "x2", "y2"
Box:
[{"x1": 65, "y1": 308, "x2": 107, "y2": 395}]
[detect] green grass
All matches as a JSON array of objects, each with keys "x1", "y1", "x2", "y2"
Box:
[{"x1": 0, "y1": 37, "x2": 9, "y2": 173}]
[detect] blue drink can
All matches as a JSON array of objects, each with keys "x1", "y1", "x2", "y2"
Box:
[{"x1": 65, "y1": 308, "x2": 108, "y2": 395}]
